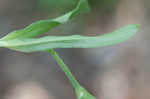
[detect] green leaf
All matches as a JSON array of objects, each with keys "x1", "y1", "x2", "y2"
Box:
[
  {"x1": 0, "y1": 24, "x2": 139, "y2": 52},
  {"x1": 1, "y1": 0, "x2": 89, "y2": 41}
]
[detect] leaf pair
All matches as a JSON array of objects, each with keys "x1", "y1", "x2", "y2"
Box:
[{"x1": 0, "y1": 0, "x2": 139, "y2": 53}]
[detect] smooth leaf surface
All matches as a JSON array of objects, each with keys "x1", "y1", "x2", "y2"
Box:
[
  {"x1": 1, "y1": 0, "x2": 89, "y2": 41},
  {"x1": 0, "y1": 24, "x2": 139, "y2": 52}
]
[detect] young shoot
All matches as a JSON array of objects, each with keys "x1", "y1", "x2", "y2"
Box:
[{"x1": 0, "y1": 0, "x2": 139, "y2": 99}]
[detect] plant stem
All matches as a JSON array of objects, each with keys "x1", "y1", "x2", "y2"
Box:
[
  {"x1": 48, "y1": 49, "x2": 80, "y2": 88},
  {"x1": 48, "y1": 49, "x2": 96, "y2": 99}
]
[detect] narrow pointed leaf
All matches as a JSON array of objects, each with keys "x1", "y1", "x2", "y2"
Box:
[
  {"x1": 1, "y1": 0, "x2": 89, "y2": 41},
  {"x1": 0, "y1": 24, "x2": 139, "y2": 52}
]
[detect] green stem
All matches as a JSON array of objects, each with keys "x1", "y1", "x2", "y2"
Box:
[
  {"x1": 48, "y1": 49, "x2": 96, "y2": 99},
  {"x1": 48, "y1": 49, "x2": 80, "y2": 88}
]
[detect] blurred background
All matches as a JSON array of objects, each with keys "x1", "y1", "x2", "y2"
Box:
[{"x1": 0, "y1": 0, "x2": 148, "y2": 99}]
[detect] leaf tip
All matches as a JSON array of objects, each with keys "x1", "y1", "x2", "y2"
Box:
[{"x1": 77, "y1": 0, "x2": 90, "y2": 13}]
